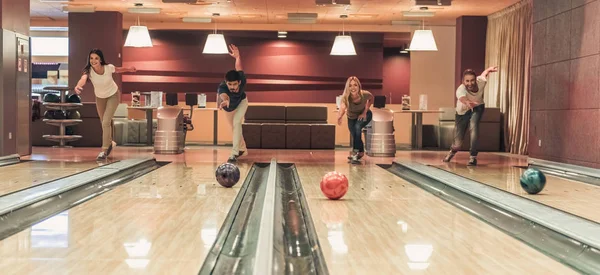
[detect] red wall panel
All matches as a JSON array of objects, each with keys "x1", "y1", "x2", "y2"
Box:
[
  {"x1": 383, "y1": 48, "x2": 410, "y2": 105},
  {"x1": 68, "y1": 12, "x2": 123, "y2": 102},
  {"x1": 121, "y1": 30, "x2": 387, "y2": 103}
]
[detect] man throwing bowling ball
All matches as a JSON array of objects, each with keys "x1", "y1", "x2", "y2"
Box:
[
  {"x1": 443, "y1": 66, "x2": 497, "y2": 166},
  {"x1": 218, "y1": 44, "x2": 249, "y2": 163}
]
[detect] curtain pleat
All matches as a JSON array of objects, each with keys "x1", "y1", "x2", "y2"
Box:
[{"x1": 485, "y1": 0, "x2": 532, "y2": 155}]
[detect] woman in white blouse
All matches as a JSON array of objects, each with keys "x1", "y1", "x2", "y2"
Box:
[{"x1": 75, "y1": 48, "x2": 136, "y2": 160}]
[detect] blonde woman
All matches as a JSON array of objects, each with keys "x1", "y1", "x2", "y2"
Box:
[{"x1": 337, "y1": 76, "x2": 373, "y2": 163}]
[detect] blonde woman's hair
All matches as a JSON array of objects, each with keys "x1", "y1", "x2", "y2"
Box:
[{"x1": 341, "y1": 76, "x2": 364, "y2": 107}]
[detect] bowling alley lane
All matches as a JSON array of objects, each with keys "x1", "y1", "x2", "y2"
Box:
[
  {"x1": 0, "y1": 160, "x2": 105, "y2": 196},
  {"x1": 0, "y1": 161, "x2": 252, "y2": 275},
  {"x1": 428, "y1": 161, "x2": 600, "y2": 224},
  {"x1": 295, "y1": 162, "x2": 577, "y2": 274}
]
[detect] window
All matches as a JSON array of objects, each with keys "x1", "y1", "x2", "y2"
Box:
[{"x1": 31, "y1": 37, "x2": 69, "y2": 56}]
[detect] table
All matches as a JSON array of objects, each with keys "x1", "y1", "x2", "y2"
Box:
[
  {"x1": 188, "y1": 107, "x2": 219, "y2": 145},
  {"x1": 335, "y1": 108, "x2": 443, "y2": 150},
  {"x1": 392, "y1": 109, "x2": 444, "y2": 150}
]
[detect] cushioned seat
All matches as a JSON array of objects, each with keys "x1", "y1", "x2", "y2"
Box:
[
  {"x1": 310, "y1": 124, "x2": 335, "y2": 149},
  {"x1": 127, "y1": 120, "x2": 143, "y2": 144},
  {"x1": 437, "y1": 107, "x2": 501, "y2": 151},
  {"x1": 244, "y1": 105, "x2": 286, "y2": 124},
  {"x1": 286, "y1": 124, "x2": 311, "y2": 149},
  {"x1": 261, "y1": 123, "x2": 286, "y2": 149},
  {"x1": 285, "y1": 106, "x2": 327, "y2": 124},
  {"x1": 113, "y1": 122, "x2": 126, "y2": 145},
  {"x1": 287, "y1": 106, "x2": 333, "y2": 149},
  {"x1": 242, "y1": 105, "x2": 335, "y2": 149},
  {"x1": 242, "y1": 123, "x2": 261, "y2": 148},
  {"x1": 138, "y1": 120, "x2": 158, "y2": 144},
  {"x1": 112, "y1": 103, "x2": 129, "y2": 145}
]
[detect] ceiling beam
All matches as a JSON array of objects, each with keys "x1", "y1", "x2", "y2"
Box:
[{"x1": 30, "y1": 20, "x2": 457, "y2": 32}]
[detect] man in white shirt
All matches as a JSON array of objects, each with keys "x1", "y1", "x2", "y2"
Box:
[{"x1": 443, "y1": 66, "x2": 497, "y2": 166}]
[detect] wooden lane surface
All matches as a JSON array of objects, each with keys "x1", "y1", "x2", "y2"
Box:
[
  {"x1": 1, "y1": 148, "x2": 577, "y2": 274},
  {"x1": 0, "y1": 161, "x2": 106, "y2": 196},
  {"x1": 0, "y1": 160, "x2": 253, "y2": 275},
  {"x1": 295, "y1": 160, "x2": 576, "y2": 274},
  {"x1": 429, "y1": 161, "x2": 600, "y2": 224}
]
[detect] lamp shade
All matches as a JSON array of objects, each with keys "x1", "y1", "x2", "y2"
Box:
[
  {"x1": 330, "y1": 35, "x2": 356, "y2": 55},
  {"x1": 408, "y1": 30, "x2": 437, "y2": 51},
  {"x1": 203, "y1": 34, "x2": 228, "y2": 54},
  {"x1": 124, "y1": 26, "x2": 153, "y2": 47}
]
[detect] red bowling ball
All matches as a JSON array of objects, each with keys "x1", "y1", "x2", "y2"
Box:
[{"x1": 320, "y1": 171, "x2": 349, "y2": 200}]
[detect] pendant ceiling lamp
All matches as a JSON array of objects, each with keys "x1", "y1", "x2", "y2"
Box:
[
  {"x1": 203, "y1": 13, "x2": 228, "y2": 54},
  {"x1": 124, "y1": 17, "x2": 153, "y2": 47},
  {"x1": 408, "y1": 20, "x2": 437, "y2": 51},
  {"x1": 330, "y1": 15, "x2": 356, "y2": 56}
]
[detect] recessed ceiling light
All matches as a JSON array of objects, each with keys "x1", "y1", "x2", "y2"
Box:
[
  {"x1": 182, "y1": 17, "x2": 212, "y2": 23},
  {"x1": 402, "y1": 11, "x2": 435, "y2": 17},
  {"x1": 128, "y1": 8, "x2": 161, "y2": 14},
  {"x1": 349, "y1": 14, "x2": 378, "y2": 19},
  {"x1": 62, "y1": 5, "x2": 95, "y2": 13},
  {"x1": 240, "y1": 14, "x2": 261, "y2": 18},
  {"x1": 391, "y1": 20, "x2": 422, "y2": 25},
  {"x1": 30, "y1": 26, "x2": 69, "y2": 32},
  {"x1": 165, "y1": 11, "x2": 187, "y2": 16}
]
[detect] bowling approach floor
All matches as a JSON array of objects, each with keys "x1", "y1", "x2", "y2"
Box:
[{"x1": 0, "y1": 146, "x2": 594, "y2": 274}]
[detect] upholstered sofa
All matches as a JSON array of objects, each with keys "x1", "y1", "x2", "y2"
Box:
[
  {"x1": 437, "y1": 107, "x2": 501, "y2": 151},
  {"x1": 112, "y1": 104, "x2": 157, "y2": 145},
  {"x1": 242, "y1": 105, "x2": 335, "y2": 149}
]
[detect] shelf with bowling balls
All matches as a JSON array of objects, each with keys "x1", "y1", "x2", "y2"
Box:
[
  {"x1": 42, "y1": 135, "x2": 83, "y2": 142},
  {"x1": 41, "y1": 88, "x2": 83, "y2": 147},
  {"x1": 42, "y1": 118, "x2": 83, "y2": 127},
  {"x1": 42, "y1": 102, "x2": 83, "y2": 110}
]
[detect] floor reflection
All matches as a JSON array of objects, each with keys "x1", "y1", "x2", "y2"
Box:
[{"x1": 30, "y1": 211, "x2": 69, "y2": 248}]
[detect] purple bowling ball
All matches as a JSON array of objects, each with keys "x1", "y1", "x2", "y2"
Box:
[{"x1": 216, "y1": 163, "x2": 240, "y2": 188}]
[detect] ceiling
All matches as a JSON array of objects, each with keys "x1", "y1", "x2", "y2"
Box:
[{"x1": 31, "y1": 0, "x2": 520, "y2": 30}]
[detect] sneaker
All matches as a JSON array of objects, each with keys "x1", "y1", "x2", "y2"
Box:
[
  {"x1": 443, "y1": 151, "x2": 456, "y2": 162},
  {"x1": 347, "y1": 151, "x2": 355, "y2": 160},
  {"x1": 97, "y1": 151, "x2": 107, "y2": 160},
  {"x1": 347, "y1": 151, "x2": 364, "y2": 160},
  {"x1": 468, "y1": 156, "x2": 477, "y2": 166},
  {"x1": 227, "y1": 155, "x2": 237, "y2": 163},
  {"x1": 350, "y1": 154, "x2": 361, "y2": 164},
  {"x1": 106, "y1": 141, "x2": 116, "y2": 156}
]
